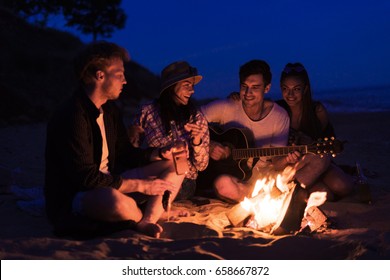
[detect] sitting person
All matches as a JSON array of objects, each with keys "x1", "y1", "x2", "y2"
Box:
[
  {"x1": 129, "y1": 61, "x2": 209, "y2": 200},
  {"x1": 198, "y1": 59, "x2": 292, "y2": 203},
  {"x1": 276, "y1": 62, "x2": 354, "y2": 200},
  {"x1": 44, "y1": 41, "x2": 185, "y2": 238}
]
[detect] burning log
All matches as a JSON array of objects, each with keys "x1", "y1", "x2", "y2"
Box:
[
  {"x1": 299, "y1": 191, "x2": 328, "y2": 232},
  {"x1": 300, "y1": 206, "x2": 327, "y2": 232},
  {"x1": 271, "y1": 185, "x2": 308, "y2": 235},
  {"x1": 226, "y1": 202, "x2": 253, "y2": 227},
  {"x1": 226, "y1": 166, "x2": 315, "y2": 235},
  {"x1": 225, "y1": 166, "x2": 331, "y2": 235},
  {"x1": 226, "y1": 183, "x2": 309, "y2": 234}
]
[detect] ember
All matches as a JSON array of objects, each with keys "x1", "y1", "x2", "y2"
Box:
[{"x1": 227, "y1": 166, "x2": 328, "y2": 235}]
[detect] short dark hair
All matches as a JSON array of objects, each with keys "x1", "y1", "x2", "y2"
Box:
[
  {"x1": 74, "y1": 41, "x2": 130, "y2": 85},
  {"x1": 239, "y1": 60, "x2": 272, "y2": 86}
]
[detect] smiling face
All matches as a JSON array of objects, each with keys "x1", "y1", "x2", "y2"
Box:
[
  {"x1": 239, "y1": 74, "x2": 270, "y2": 107},
  {"x1": 172, "y1": 78, "x2": 195, "y2": 105},
  {"x1": 281, "y1": 76, "x2": 306, "y2": 108}
]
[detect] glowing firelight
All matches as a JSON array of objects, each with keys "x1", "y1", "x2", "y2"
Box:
[
  {"x1": 305, "y1": 191, "x2": 327, "y2": 215},
  {"x1": 239, "y1": 166, "x2": 297, "y2": 231},
  {"x1": 237, "y1": 166, "x2": 327, "y2": 233}
]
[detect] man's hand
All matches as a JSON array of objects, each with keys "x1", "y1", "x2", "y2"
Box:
[
  {"x1": 139, "y1": 179, "x2": 177, "y2": 196},
  {"x1": 209, "y1": 141, "x2": 230, "y2": 161},
  {"x1": 227, "y1": 91, "x2": 240, "y2": 101}
]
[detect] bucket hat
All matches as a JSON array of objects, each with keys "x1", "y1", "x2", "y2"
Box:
[{"x1": 160, "y1": 61, "x2": 202, "y2": 94}]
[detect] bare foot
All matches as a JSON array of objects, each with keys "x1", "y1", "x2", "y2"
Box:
[{"x1": 136, "y1": 221, "x2": 163, "y2": 238}]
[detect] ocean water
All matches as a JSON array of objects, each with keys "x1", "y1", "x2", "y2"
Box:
[
  {"x1": 266, "y1": 85, "x2": 390, "y2": 113},
  {"x1": 313, "y1": 86, "x2": 390, "y2": 113},
  {"x1": 197, "y1": 84, "x2": 390, "y2": 113}
]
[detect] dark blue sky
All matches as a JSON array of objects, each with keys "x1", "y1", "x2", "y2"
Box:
[{"x1": 51, "y1": 0, "x2": 390, "y2": 100}]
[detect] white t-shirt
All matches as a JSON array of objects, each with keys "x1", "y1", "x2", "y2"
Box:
[
  {"x1": 201, "y1": 99, "x2": 290, "y2": 168},
  {"x1": 201, "y1": 99, "x2": 290, "y2": 149},
  {"x1": 96, "y1": 108, "x2": 110, "y2": 175}
]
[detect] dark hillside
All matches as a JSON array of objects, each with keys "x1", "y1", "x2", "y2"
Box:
[{"x1": 0, "y1": 8, "x2": 159, "y2": 125}]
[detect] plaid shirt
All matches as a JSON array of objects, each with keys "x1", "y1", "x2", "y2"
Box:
[{"x1": 133, "y1": 102, "x2": 209, "y2": 179}]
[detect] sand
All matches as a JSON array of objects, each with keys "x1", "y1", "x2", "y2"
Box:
[{"x1": 0, "y1": 111, "x2": 390, "y2": 260}]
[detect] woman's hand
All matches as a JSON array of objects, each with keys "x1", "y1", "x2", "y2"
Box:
[
  {"x1": 128, "y1": 125, "x2": 144, "y2": 147},
  {"x1": 184, "y1": 122, "x2": 202, "y2": 146},
  {"x1": 285, "y1": 151, "x2": 301, "y2": 164}
]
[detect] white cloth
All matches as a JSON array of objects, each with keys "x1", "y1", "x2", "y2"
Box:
[
  {"x1": 96, "y1": 109, "x2": 110, "y2": 175},
  {"x1": 201, "y1": 99, "x2": 290, "y2": 148}
]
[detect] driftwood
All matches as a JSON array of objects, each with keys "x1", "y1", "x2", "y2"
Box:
[
  {"x1": 226, "y1": 203, "x2": 252, "y2": 227},
  {"x1": 301, "y1": 206, "x2": 328, "y2": 232}
]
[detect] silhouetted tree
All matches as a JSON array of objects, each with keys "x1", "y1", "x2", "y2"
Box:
[
  {"x1": 62, "y1": 0, "x2": 126, "y2": 41},
  {"x1": 0, "y1": 0, "x2": 126, "y2": 40},
  {"x1": 0, "y1": 0, "x2": 61, "y2": 26}
]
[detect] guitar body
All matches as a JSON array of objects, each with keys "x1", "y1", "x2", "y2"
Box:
[{"x1": 196, "y1": 127, "x2": 255, "y2": 191}]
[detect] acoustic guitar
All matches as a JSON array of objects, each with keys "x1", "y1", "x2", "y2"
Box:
[{"x1": 199, "y1": 126, "x2": 343, "y2": 182}]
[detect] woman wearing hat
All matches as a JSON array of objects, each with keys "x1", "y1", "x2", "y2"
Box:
[{"x1": 130, "y1": 61, "x2": 210, "y2": 200}]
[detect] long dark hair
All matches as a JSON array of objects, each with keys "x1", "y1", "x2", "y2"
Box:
[
  {"x1": 157, "y1": 85, "x2": 197, "y2": 134},
  {"x1": 280, "y1": 63, "x2": 326, "y2": 140}
]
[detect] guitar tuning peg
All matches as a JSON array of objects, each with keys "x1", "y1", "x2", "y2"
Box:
[
  {"x1": 324, "y1": 137, "x2": 329, "y2": 141},
  {"x1": 332, "y1": 153, "x2": 336, "y2": 158},
  {"x1": 330, "y1": 136, "x2": 335, "y2": 140}
]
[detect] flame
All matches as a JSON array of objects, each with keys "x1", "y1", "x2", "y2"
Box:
[
  {"x1": 241, "y1": 197, "x2": 252, "y2": 212},
  {"x1": 251, "y1": 192, "x2": 287, "y2": 229},
  {"x1": 304, "y1": 191, "x2": 327, "y2": 216},
  {"x1": 237, "y1": 166, "x2": 328, "y2": 233},
  {"x1": 239, "y1": 166, "x2": 298, "y2": 231}
]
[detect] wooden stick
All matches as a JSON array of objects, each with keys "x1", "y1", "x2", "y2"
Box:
[{"x1": 226, "y1": 203, "x2": 252, "y2": 227}]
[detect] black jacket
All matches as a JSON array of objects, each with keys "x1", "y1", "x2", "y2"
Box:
[{"x1": 44, "y1": 89, "x2": 152, "y2": 226}]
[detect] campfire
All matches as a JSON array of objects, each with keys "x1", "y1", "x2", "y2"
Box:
[{"x1": 227, "y1": 166, "x2": 328, "y2": 235}]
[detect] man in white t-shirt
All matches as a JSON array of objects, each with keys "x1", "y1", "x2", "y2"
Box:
[
  {"x1": 199, "y1": 60, "x2": 299, "y2": 203},
  {"x1": 45, "y1": 42, "x2": 183, "y2": 239}
]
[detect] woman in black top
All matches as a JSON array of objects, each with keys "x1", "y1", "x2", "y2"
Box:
[{"x1": 277, "y1": 62, "x2": 353, "y2": 200}]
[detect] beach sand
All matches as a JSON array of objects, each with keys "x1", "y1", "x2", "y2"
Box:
[{"x1": 0, "y1": 111, "x2": 389, "y2": 260}]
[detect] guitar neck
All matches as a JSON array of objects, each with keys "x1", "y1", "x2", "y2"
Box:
[{"x1": 232, "y1": 145, "x2": 308, "y2": 160}]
